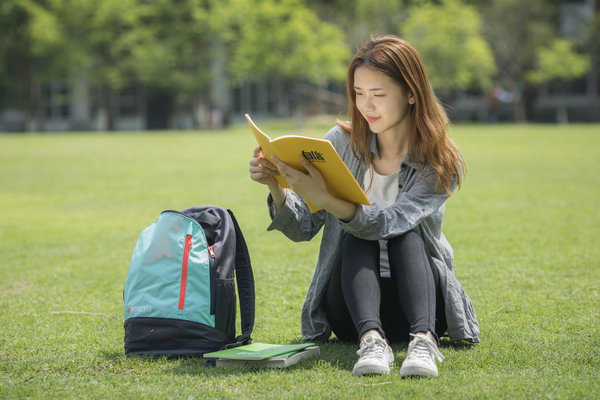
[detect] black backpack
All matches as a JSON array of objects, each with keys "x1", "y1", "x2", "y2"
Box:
[{"x1": 123, "y1": 206, "x2": 255, "y2": 357}]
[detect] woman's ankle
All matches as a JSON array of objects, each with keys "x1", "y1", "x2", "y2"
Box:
[
  {"x1": 360, "y1": 329, "x2": 384, "y2": 342},
  {"x1": 413, "y1": 331, "x2": 437, "y2": 345}
]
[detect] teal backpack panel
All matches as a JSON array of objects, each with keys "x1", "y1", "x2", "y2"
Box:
[{"x1": 124, "y1": 212, "x2": 215, "y2": 328}]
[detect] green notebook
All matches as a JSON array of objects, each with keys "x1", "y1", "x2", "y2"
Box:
[{"x1": 203, "y1": 343, "x2": 315, "y2": 361}]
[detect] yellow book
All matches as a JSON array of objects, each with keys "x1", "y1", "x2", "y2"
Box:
[{"x1": 246, "y1": 113, "x2": 371, "y2": 213}]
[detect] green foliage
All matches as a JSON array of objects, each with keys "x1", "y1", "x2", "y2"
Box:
[
  {"x1": 349, "y1": 0, "x2": 405, "y2": 46},
  {"x1": 584, "y1": 14, "x2": 600, "y2": 69},
  {"x1": 1, "y1": 121, "x2": 599, "y2": 398},
  {"x1": 401, "y1": 0, "x2": 495, "y2": 93},
  {"x1": 13, "y1": 0, "x2": 348, "y2": 96},
  {"x1": 117, "y1": 0, "x2": 212, "y2": 93},
  {"x1": 526, "y1": 38, "x2": 591, "y2": 84},
  {"x1": 18, "y1": 0, "x2": 212, "y2": 92},
  {"x1": 354, "y1": 0, "x2": 404, "y2": 27},
  {"x1": 213, "y1": 0, "x2": 350, "y2": 84},
  {"x1": 305, "y1": 0, "x2": 408, "y2": 49},
  {"x1": 479, "y1": 0, "x2": 557, "y2": 88},
  {"x1": 0, "y1": 1, "x2": 32, "y2": 107},
  {"x1": 20, "y1": 0, "x2": 141, "y2": 87}
]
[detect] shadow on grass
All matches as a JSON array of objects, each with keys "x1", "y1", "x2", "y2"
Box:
[
  {"x1": 172, "y1": 342, "x2": 358, "y2": 376},
  {"x1": 99, "y1": 343, "x2": 355, "y2": 376},
  {"x1": 438, "y1": 338, "x2": 478, "y2": 350},
  {"x1": 100, "y1": 337, "x2": 477, "y2": 376}
]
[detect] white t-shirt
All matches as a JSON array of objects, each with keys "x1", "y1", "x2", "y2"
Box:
[{"x1": 363, "y1": 169, "x2": 400, "y2": 278}]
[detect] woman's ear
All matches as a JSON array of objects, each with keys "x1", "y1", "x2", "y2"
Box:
[{"x1": 408, "y1": 95, "x2": 416, "y2": 105}]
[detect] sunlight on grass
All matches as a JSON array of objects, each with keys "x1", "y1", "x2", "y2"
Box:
[{"x1": 1, "y1": 120, "x2": 599, "y2": 399}]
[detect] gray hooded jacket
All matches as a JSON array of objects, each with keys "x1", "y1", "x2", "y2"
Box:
[{"x1": 266, "y1": 125, "x2": 480, "y2": 343}]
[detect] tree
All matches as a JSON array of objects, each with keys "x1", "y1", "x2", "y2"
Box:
[
  {"x1": 526, "y1": 38, "x2": 591, "y2": 124},
  {"x1": 117, "y1": 0, "x2": 213, "y2": 127},
  {"x1": 401, "y1": 0, "x2": 495, "y2": 96},
  {"x1": 584, "y1": 14, "x2": 600, "y2": 83},
  {"x1": 18, "y1": 0, "x2": 348, "y2": 129},
  {"x1": 347, "y1": 0, "x2": 406, "y2": 48},
  {"x1": 0, "y1": 1, "x2": 34, "y2": 129},
  {"x1": 20, "y1": 0, "x2": 214, "y2": 130},
  {"x1": 213, "y1": 0, "x2": 349, "y2": 84},
  {"x1": 478, "y1": 0, "x2": 559, "y2": 121},
  {"x1": 21, "y1": 0, "x2": 148, "y2": 130},
  {"x1": 211, "y1": 0, "x2": 350, "y2": 118}
]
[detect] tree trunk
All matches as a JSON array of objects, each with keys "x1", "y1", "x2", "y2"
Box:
[
  {"x1": 556, "y1": 83, "x2": 569, "y2": 124},
  {"x1": 71, "y1": 75, "x2": 91, "y2": 131},
  {"x1": 99, "y1": 84, "x2": 115, "y2": 131},
  {"x1": 512, "y1": 83, "x2": 527, "y2": 122},
  {"x1": 556, "y1": 101, "x2": 569, "y2": 124}
]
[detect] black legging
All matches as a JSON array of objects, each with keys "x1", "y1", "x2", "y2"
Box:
[{"x1": 325, "y1": 230, "x2": 447, "y2": 343}]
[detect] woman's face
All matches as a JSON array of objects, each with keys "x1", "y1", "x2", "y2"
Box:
[{"x1": 353, "y1": 66, "x2": 414, "y2": 137}]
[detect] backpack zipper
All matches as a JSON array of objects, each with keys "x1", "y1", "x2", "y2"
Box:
[
  {"x1": 208, "y1": 245, "x2": 216, "y2": 315},
  {"x1": 178, "y1": 234, "x2": 193, "y2": 311}
]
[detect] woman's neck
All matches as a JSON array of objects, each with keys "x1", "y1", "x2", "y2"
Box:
[{"x1": 373, "y1": 134, "x2": 408, "y2": 175}]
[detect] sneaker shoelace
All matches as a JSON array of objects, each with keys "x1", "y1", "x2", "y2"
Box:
[
  {"x1": 406, "y1": 333, "x2": 445, "y2": 363},
  {"x1": 356, "y1": 335, "x2": 387, "y2": 360}
]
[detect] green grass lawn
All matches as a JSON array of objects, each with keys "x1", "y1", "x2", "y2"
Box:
[{"x1": 1, "y1": 120, "x2": 599, "y2": 399}]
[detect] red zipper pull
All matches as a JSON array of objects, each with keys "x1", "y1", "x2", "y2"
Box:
[
  {"x1": 178, "y1": 234, "x2": 193, "y2": 311},
  {"x1": 208, "y1": 246, "x2": 215, "y2": 258}
]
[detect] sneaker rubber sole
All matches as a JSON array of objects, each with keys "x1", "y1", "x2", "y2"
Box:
[
  {"x1": 353, "y1": 360, "x2": 394, "y2": 376},
  {"x1": 400, "y1": 363, "x2": 438, "y2": 378}
]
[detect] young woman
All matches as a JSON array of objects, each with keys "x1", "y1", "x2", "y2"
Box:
[{"x1": 248, "y1": 36, "x2": 479, "y2": 378}]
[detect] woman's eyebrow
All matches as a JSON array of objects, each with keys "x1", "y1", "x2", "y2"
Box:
[{"x1": 353, "y1": 86, "x2": 385, "y2": 91}]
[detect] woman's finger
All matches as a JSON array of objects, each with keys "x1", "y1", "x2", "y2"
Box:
[
  {"x1": 272, "y1": 157, "x2": 296, "y2": 179},
  {"x1": 251, "y1": 150, "x2": 278, "y2": 173},
  {"x1": 300, "y1": 156, "x2": 318, "y2": 176}
]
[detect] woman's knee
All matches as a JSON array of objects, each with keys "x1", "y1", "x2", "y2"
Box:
[
  {"x1": 388, "y1": 230, "x2": 424, "y2": 251},
  {"x1": 341, "y1": 233, "x2": 379, "y2": 257},
  {"x1": 342, "y1": 233, "x2": 377, "y2": 248},
  {"x1": 387, "y1": 230, "x2": 433, "y2": 275}
]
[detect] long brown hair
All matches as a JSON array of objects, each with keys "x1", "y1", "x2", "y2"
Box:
[{"x1": 338, "y1": 36, "x2": 464, "y2": 194}]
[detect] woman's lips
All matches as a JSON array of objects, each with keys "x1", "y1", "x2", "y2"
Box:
[{"x1": 366, "y1": 116, "x2": 380, "y2": 123}]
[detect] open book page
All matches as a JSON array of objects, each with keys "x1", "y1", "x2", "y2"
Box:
[
  {"x1": 246, "y1": 115, "x2": 290, "y2": 189},
  {"x1": 245, "y1": 114, "x2": 371, "y2": 212}
]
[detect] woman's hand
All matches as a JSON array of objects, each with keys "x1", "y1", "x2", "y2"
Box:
[
  {"x1": 249, "y1": 146, "x2": 287, "y2": 212},
  {"x1": 249, "y1": 146, "x2": 279, "y2": 187},
  {"x1": 272, "y1": 156, "x2": 358, "y2": 221},
  {"x1": 272, "y1": 156, "x2": 329, "y2": 208}
]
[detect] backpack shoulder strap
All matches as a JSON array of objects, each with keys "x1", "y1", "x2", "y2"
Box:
[{"x1": 227, "y1": 209, "x2": 255, "y2": 344}]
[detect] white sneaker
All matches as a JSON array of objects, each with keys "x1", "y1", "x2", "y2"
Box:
[
  {"x1": 352, "y1": 332, "x2": 394, "y2": 376},
  {"x1": 400, "y1": 333, "x2": 445, "y2": 378}
]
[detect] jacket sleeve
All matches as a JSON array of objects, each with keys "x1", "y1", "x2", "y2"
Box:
[
  {"x1": 340, "y1": 165, "x2": 455, "y2": 241},
  {"x1": 266, "y1": 191, "x2": 327, "y2": 242},
  {"x1": 264, "y1": 125, "x2": 347, "y2": 242}
]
